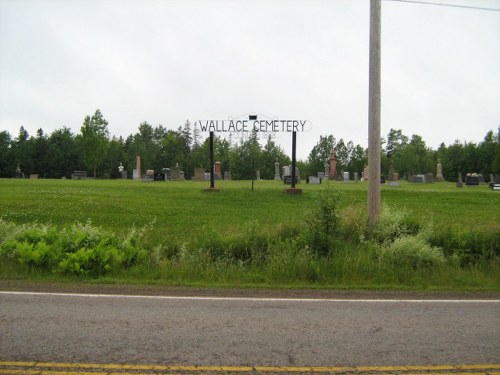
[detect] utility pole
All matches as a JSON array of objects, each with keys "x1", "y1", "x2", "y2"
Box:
[{"x1": 368, "y1": 0, "x2": 381, "y2": 226}]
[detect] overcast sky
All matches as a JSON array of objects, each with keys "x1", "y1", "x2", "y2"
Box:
[{"x1": 1, "y1": 0, "x2": 499, "y2": 160}]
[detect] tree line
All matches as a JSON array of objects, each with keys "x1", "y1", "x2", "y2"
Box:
[{"x1": 0, "y1": 109, "x2": 498, "y2": 181}]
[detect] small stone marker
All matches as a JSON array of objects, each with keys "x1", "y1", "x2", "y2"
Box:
[
  {"x1": 412, "y1": 174, "x2": 425, "y2": 183},
  {"x1": 143, "y1": 169, "x2": 154, "y2": 182},
  {"x1": 308, "y1": 176, "x2": 321, "y2": 184},
  {"x1": 72, "y1": 170, "x2": 86, "y2": 180},
  {"x1": 170, "y1": 165, "x2": 185, "y2": 180},
  {"x1": 224, "y1": 171, "x2": 232, "y2": 180},
  {"x1": 465, "y1": 174, "x2": 479, "y2": 186},
  {"x1": 457, "y1": 172, "x2": 463, "y2": 188},
  {"x1": 343, "y1": 172, "x2": 349, "y2": 182},
  {"x1": 193, "y1": 168, "x2": 205, "y2": 181}
]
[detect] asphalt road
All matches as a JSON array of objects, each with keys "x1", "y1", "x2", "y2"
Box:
[{"x1": 1, "y1": 290, "x2": 499, "y2": 367}]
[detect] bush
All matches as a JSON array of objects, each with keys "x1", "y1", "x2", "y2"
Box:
[
  {"x1": 369, "y1": 204, "x2": 421, "y2": 244},
  {"x1": 302, "y1": 189, "x2": 341, "y2": 255},
  {"x1": 378, "y1": 235, "x2": 445, "y2": 270},
  {"x1": 429, "y1": 227, "x2": 500, "y2": 266}
]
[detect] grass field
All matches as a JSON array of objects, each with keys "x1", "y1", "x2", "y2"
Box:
[{"x1": 0, "y1": 178, "x2": 499, "y2": 290}]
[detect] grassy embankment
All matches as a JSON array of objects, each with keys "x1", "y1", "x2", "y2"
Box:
[{"x1": 0, "y1": 178, "x2": 498, "y2": 290}]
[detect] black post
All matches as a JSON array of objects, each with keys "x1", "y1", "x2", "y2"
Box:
[
  {"x1": 291, "y1": 131, "x2": 297, "y2": 188},
  {"x1": 209, "y1": 131, "x2": 215, "y2": 189}
]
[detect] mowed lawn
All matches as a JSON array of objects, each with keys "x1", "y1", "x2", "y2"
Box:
[{"x1": 1, "y1": 178, "x2": 498, "y2": 246}]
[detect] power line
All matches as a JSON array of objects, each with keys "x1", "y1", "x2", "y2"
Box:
[{"x1": 385, "y1": 0, "x2": 500, "y2": 12}]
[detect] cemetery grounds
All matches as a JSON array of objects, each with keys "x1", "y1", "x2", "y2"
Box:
[{"x1": 0, "y1": 178, "x2": 499, "y2": 291}]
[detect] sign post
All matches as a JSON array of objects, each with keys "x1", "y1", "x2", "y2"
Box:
[
  {"x1": 204, "y1": 131, "x2": 219, "y2": 192},
  {"x1": 285, "y1": 131, "x2": 302, "y2": 194}
]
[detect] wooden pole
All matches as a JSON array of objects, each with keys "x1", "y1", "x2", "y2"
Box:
[
  {"x1": 291, "y1": 131, "x2": 297, "y2": 188},
  {"x1": 368, "y1": 0, "x2": 381, "y2": 226}
]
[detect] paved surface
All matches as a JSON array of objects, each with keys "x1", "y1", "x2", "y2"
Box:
[{"x1": 1, "y1": 290, "x2": 499, "y2": 368}]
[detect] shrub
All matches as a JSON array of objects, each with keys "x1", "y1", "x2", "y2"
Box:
[
  {"x1": 369, "y1": 204, "x2": 421, "y2": 244},
  {"x1": 302, "y1": 189, "x2": 341, "y2": 255},
  {"x1": 378, "y1": 235, "x2": 445, "y2": 270},
  {"x1": 429, "y1": 227, "x2": 500, "y2": 266}
]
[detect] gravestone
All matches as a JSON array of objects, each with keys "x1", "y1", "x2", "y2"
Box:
[
  {"x1": 154, "y1": 170, "x2": 166, "y2": 181},
  {"x1": 412, "y1": 174, "x2": 425, "y2": 183},
  {"x1": 15, "y1": 164, "x2": 24, "y2": 178},
  {"x1": 118, "y1": 163, "x2": 127, "y2": 179},
  {"x1": 282, "y1": 165, "x2": 291, "y2": 179},
  {"x1": 214, "y1": 161, "x2": 222, "y2": 180},
  {"x1": 283, "y1": 165, "x2": 300, "y2": 184},
  {"x1": 143, "y1": 169, "x2": 154, "y2": 182},
  {"x1": 324, "y1": 163, "x2": 329, "y2": 180},
  {"x1": 308, "y1": 176, "x2": 321, "y2": 184},
  {"x1": 135, "y1": 156, "x2": 141, "y2": 180},
  {"x1": 354, "y1": 172, "x2": 359, "y2": 182},
  {"x1": 193, "y1": 168, "x2": 205, "y2": 181},
  {"x1": 256, "y1": 170, "x2": 261, "y2": 180},
  {"x1": 274, "y1": 160, "x2": 281, "y2": 180},
  {"x1": 436, "y1": 159, "x2": 444, "y2": 181},
  {"x1": 72, "y1": 170, "x2": 86, "y2": 180},
  {"x1": 363, "y1": 166, "x2": 369, "y2": 180},
  {"x1": 343, "y1": 171, "x2": 349, "y2": 182},
  {"x1": 456, "y1": 172, "x2": 463, "y2": 188},
  {"x1": 224, "y1": 171, "x2": 232, "y2": 180},
  {"x1": 170, "y1": 165, "x2": 185, "y2": 180},
  {"x1": 490, "y1": 175, "x2": 500, "y2": 190},
  {"x1": 329, "y1": 149, "x2": 337, "y2": 179},
  {"x1": 465, "y1": 175, "x2": 479, "y2": 186}
]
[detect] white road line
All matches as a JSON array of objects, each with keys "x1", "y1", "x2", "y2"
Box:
[{"x1": 1, "y1": 290, "x2": 499, "y2": 303}]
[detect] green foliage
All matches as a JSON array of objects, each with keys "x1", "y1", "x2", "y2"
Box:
[
  {"x1": 0, "y1": 180, "x2": 499, "y2": 290},
  {"x1": 265, "y1": 240, "x2": 319, "y2": 283},
  {"x1": 80, "y1": 109, "x2": 109, "y2": 178},
  {"x1": 302, "y1": 189, "x2": 341, "y2": 255},
  {"x1": 0, "y1": 219, "x2": 146, "y2": 276},
  {"x1": 377, "y1": 235, "x2": 445, "y2": 270},
  {"x1": 369, "y1": 204, "x2": 421, "y2": 244},
  {"x1": 428, "y1": 227, "x2": 500, "y2": 266}
]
